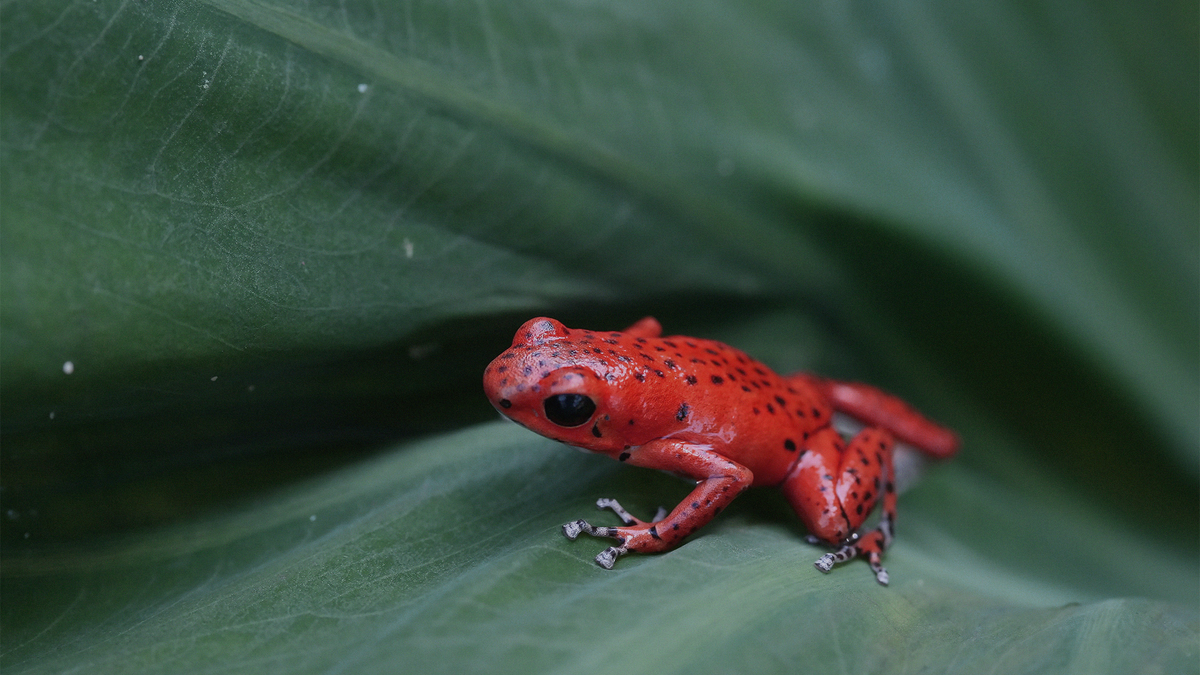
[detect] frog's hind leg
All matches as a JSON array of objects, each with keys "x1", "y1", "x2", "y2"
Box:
[
  {"x1": 821, "y1": 427, "x2": 897, "y2": 585},
  {"x1": 783, "y1": 426, "x2": 897, "y2": 585},
  {"x1": 789, "y1": 374, "x2": 958, "y2": 459}
]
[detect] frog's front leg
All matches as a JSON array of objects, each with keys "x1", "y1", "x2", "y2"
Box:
[
  {"x1": 562, "y1": 439, "x2": 753, "y2": 569},
  {"x1": 562, "y1": 499, "x2": 668, "y2": 567}
]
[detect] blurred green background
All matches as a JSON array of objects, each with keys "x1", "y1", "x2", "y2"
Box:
[{"x1": 2, "y1": 0, "x2": 1196, "y2": 673}]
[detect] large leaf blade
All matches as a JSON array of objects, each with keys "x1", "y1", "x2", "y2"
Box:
[
  {"x1": 3, "y1": 426, "x2": 1195, "y2": 674},
  {"x1": 2, "y1": 0, "x2": 1196, "y2": 672}
]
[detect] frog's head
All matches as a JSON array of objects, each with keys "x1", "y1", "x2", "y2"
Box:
[{"x1": 482, "y1": 317, "x2": 630, "y2": 452}]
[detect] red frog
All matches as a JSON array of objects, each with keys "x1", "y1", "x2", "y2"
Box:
[{"x1": 482, "y1": 317, "x2": 959, "y2": 585}]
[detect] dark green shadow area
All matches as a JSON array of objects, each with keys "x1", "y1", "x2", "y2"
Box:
[{"x1": 794, "y1": 206, "x2": 1198, "y2": 551}]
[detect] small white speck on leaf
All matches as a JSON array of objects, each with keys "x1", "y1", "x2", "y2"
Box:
[
  {"x1": 138, "y1": 54, "x2": 144, "y2": 61},
  {"x1": 5, "y1": 510, "x2": 18, "y2": 521},
  {"x1": 247, "y1": 385, "x2": 256, "y2": 392},
  {"x1": 403, "y1": 238, "x2": 414, "y2": 258},
  {"x1": 857, "y1": 44, "x2": 891, "y2": 83},
  {"x1": 309, "y1": 515, "x2": 317, "y2": 522},
  {"x1": 62, "y1": 361, "x2": 74, "y2": 375},
  {"x1": 357, "y1": 83, "x2": 369, "y2": 93},
  {"x1": 211, "y1": 376, "x2": 218, "y2": 381},
  {"x1": 49, "y1": 411, "x2": 55, "y2": 420}
]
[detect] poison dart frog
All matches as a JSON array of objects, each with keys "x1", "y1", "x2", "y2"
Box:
[{"x1": 482, "y1": 317, "x2": 958, "y2": 585}]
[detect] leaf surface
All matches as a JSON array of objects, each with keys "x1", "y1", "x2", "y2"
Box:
[{"x1": 2, "y1": 0, "x2": 1196, "y2": 673}]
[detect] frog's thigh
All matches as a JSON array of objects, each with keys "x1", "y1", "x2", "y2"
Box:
[
  {"x1": 780, "y1": 428, "x2": 849, "y2": 543},
  {"x1": 834, "y1": 427, "x2": 893, "y2": 534}
]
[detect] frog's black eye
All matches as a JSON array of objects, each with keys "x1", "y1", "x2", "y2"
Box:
[{"x1": 543, "y1": 394, "x2": 596, "y2": 427}]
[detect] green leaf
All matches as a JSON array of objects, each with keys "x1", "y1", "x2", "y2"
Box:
[
  {"x1": 2, "y1": 0, "x2": 1196, "y2": 673},
  {"x1": 3, "y1": 426, "x2": 1197, "y2": 673}
]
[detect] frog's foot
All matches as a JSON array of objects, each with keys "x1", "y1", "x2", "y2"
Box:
[
  {"x1": 561, "y1": 519, "x2": 629, "y2": 569},
  {"x1": 561, "y1": 499, "x2": 667, "y2": 569},
  {"x1": 813, "y1": 531, "x2": 890, "y2": 586}
]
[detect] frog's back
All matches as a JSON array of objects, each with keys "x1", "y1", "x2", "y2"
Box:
[{"x1": 607, "y1": 330, "x2": 834, "y2": 485}]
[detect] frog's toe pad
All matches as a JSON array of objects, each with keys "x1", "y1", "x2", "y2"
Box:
[{"x1": 562, "y1": 520, "x2": 587, "y2": 540}]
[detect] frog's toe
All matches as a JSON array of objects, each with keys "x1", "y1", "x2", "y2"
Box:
[
  {"x1": 594, "y1": 545, "x2": 629, "y2": 569},
  {"x1": 562, "y1": 520, "x2": 587, "y2": 540},
  {"x1": 813, "y1": 543, "x2": 858, "y2": 573},
  {"x1": 563, "y1": 519, "x2": 618, "y2": 541},
  {"x1": 867, "y1": 551, "x2": 889, "y2": 586},
  {"x1": 594, "y1": 498, "x2": 667, "y2": 526},
  {"x1": 872, "y1": 565, "x2": 890, "y2": 586},
  {"x1": 595, "y1": 497, "x2": 638, "y2": 525}
]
